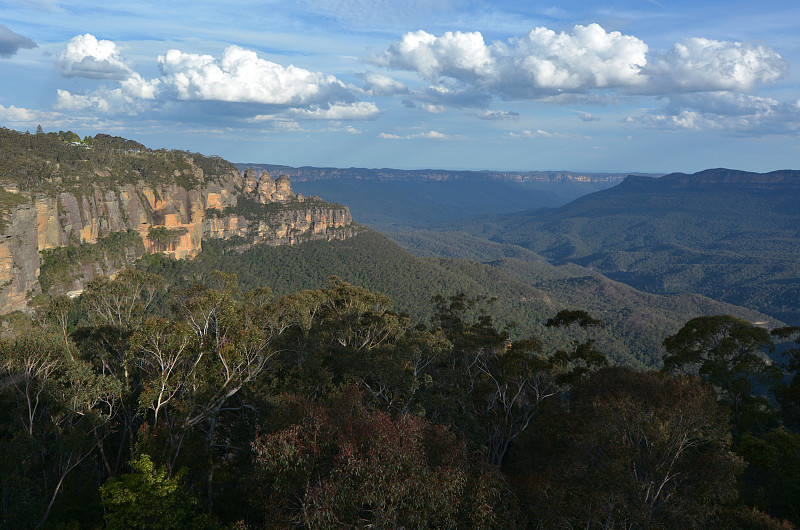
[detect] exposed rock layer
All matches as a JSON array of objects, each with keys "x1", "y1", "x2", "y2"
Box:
[{"x1": 0, "y1": 163, "x2": 354, "y2": 313}]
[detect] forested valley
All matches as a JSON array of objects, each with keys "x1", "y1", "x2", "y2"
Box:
[
  {"x1": 1, "y1": 130, "x2": 799, "y2": 528},
  {"x1": 2, "y1": 266, "x2": 799, "y2": 528}
]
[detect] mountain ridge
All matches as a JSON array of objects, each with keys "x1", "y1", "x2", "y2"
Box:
[{"x1": 455, "y1": 168, "x2": 800, "y2": 324}]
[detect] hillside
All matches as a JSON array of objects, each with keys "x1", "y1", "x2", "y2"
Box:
[
  {"x1": 457, "y1": 168, "x2": 800, "y2": 324},
  {"x1": 137, "y1": 229, "x2": 779, "y2": 368},
  {"x1": 0, "y1": 128, "x2": 356, "y2": 313}
]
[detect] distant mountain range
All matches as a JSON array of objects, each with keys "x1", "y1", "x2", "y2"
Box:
[
  {"x1": 236, "y1": 164, "x2": 647, "y2": 184},
  {"x1": 236, "y1": 164, "x2": 657, "y2": 228},
  {"x1": 454, "y1": 168, "x2": 800, "y2": 325}
]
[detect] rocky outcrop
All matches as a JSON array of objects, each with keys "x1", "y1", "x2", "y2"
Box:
[
  {"x1": 0, "y1": 162, "x2": 355, "y2": 313},
  {"x1": 203, "y1": 201, "x2": 356, "y2": 249}
]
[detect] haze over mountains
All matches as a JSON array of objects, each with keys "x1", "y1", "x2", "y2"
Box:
[
  {"x1": 455, "y1": 168, "x2": 800, "y2": 325},
  {"x1": 237, "y1": 162, "x2": 800, "y2": 327},
  {"x1": 237, "y1": 164, "x2": 654, "y2": 228}
]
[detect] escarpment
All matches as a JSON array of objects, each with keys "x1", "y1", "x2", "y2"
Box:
[{"x1": 0, "y1": 128, "x2": 356, "y2": 313}]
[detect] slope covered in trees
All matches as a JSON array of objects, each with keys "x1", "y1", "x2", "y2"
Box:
[
  {"x1": 455, "y1": 169, "x2": 800, "y2": 325},
  {"x1": 1, "y1": 272, "x2": 798, "y2": 528},
  {"x1": 137, "y1": 229, "x2": 777, "y2": 368}
]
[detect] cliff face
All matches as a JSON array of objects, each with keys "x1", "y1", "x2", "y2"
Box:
[
  {"x1": 0, "y1": 151, "x2": 354, "y2": 314},
  {"x1": 239, "y1": 164, "x2": 639, "y2": 184}
]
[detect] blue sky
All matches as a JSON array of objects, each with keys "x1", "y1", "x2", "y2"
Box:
[{"x1": 1, "y1": 0, "x2": 799, "y2": 172}]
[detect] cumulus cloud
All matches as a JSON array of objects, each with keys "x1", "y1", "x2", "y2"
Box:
[
  {"x1": 59, "y1": 34, "x2": 132, "y2": 79},
  {"x1": 625, "y1": 91, "x2": 800, "y2": 134},
  {"x1": 373, "y1": 24, "x2": 786, "y2": 108},
  {"x1": 645, "y1": 38, "x2": 785, "y2": 92},
  {"x1": 52, "y1": 39, "x2": 377, "y2": 124},
  {"x1": 580, "y1": 113, "x2": 599, "y2": 122},
  {"x1": 376, "y1": 30, "x2": 496, "y2": 80},
  {"x1": 0, "y1": 103, "x2": 60, "y2": 123},
  {"x1": 374, "y1": 24, "x2": 648, "y2": 98},
  {"x1": 158, "y1": 45, "x2": 353, "y2": 106},
  {"x1": 54, "y1": 86, "x2": 152, "y2": 115},
  {"x1": 362, "y1": 73, "x2": 408, "y2": 96},
  {"x1": 0, "y1": 24, "x2": 37, "y2": 58},
  {"x1": 421, "y1": 104, "x2": 445, "y2": 113},
  {"x1": 286, "y1": 102, "x2": 381, "y2": 120}
]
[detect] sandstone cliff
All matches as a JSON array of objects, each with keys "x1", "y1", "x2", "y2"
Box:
[{"x1": 0, "y1": 129, "x2": 355, "y2": 313}]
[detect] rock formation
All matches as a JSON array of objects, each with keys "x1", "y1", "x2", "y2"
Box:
[{"x1": 0, "y1": 131, "x2": 356, "y2": 314}]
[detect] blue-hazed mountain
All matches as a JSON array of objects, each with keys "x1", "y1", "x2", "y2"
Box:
[
  {"x1": 456, "y1": 168, "x2": 800, "y2": 325},
  {"x1": 236, "y1": 164, "x2": 649, "y2": 229}
]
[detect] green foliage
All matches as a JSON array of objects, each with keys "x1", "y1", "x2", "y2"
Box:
[
  {"x1": 737, "y1": 428, "x2": 800, "y2": 525},
  {"x1": 252, "y1": 390, "x2": 519, "y2": 528},
  {"x1": 773, "y1": 326, "x2": 800, "y2": 428},
  {"x1": 662, "y1": 315, "x2": 779, "y2": 430},
  {"x1": 1, "y1": 263, "x2": 798, "y2": 527},
  {"x1": 38, "y1": 229, "x2": 145, "y2": 294},
  {"x1": 147, "y1": 226, "x2": 189, "y2": 253},
  {"x1": 0, "y1": 187, "x2": 30, "y2": 231},
  {"x1": 509, "y1": 367, "x2": 744, "y2": 529},
  {"x1": 57, "y1": 130, "x2": 82, "y2": 144},
  {"x1": 137, "y1": 229, "x2": 773, "y2": 369},
  {"x1": 457, "y1": 173, "x2": 800, "y2": 325},
  {"x1": 0, "y1": 127, "x2": 238, "y2": 194},
  {"x1": 100, "y1": 454, "x2": 207, "y2": 529}
]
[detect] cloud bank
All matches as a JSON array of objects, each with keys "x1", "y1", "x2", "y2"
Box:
[
  {"x1": 157, "y1": 46, "x2": 351, "y2": 106},
  {"x1": 374, "y1": 24, "x2": 786, "y2": 103},
  {"x1": 55, "y1": 36, "x2": 376, "y2": 122}
]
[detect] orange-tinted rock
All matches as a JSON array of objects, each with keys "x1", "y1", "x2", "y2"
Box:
[{"x1": 0, "y1": 168, "x2": 354, "y2": 314}]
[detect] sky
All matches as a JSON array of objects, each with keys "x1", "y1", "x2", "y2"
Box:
[{"x1": 1, "y1": 0, "x2": 799, "y2": 173}]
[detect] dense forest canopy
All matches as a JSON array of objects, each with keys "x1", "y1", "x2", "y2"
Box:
[
  {"x1": 1, "y1": 269, "x2": 798, "y2": 528},
  {"x1": 456, "y1": 169, "x2": 800, "y2": 326},
  {"x1": 0, "y1": 128, "x2": 797, "y2": 527},
  {"x1": 0, "y1": 127, "x2": 238, "y2": 193}
]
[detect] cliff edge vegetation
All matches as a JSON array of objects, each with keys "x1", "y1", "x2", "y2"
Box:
[{"x1": 0, "y1": 127, "x2": 356, "y2": 313}]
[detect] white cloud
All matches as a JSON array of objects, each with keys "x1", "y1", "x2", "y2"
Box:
[
  {"x1": 421, "y1": 104, "x2": 445, "y2": 113},
  {"x1": 476, "y1": 109, "x2": 519, "y2": 120},
  {"x1": 379, "y1": 130, "x2": 449, "y2": 139},
  {"x1": 498, "y1": 24, "x2": 649, "y2": 95},
  {"x1": 417, "y1": 83, "x2": 491, "y2": 107},
  {"x1": 375, "y1": 24, "x2": 649, "y2": 98},
  {"x1": 374, "y1": 24, "x2": 786, "y2": 107},
  {"x1": 645, "y1": 38, "x2": 785, "y2": 92},
  {"x1": 0, "y1": 24, "x2": 37, "y2": 58},
  {"x1": 362, "y1": 73, "x2": 408, "y2": 96},
  {"x1": 286, "y1": 102, "x2": 381, "y2": 120},
  {"x1": 627, "y1": 111, "x2": 708, "y2": 130},
  {"x1": 376, "y1": 30, "x2": 495, "y2": 80},
  {"x1": 54, "y1": 85, "x2": 153, "y2": 115},
  {"x1": 158, "y1": 45, "x2": 352, "y2": 106},
  {"x1": 0, "y1": 104, "x2": 61, "y2": 123},
  {"x1": 247, "y1": 116, "x2": 305, "y2": 132},
  {"x1": 59, "y1": 34, "x2": 132, "y2": 79},
  {"x1": 507, "y1": 129, "x2": 590, "y2": 139},
  {"x1": 625, "y1": 91, "x2": 800, "y2": 134},
  {"x1": 51, "y1": 41, "x2": 378, "y2": 124},
  {"x1": 120, "y1": 73, "x2": 161, "y2": 100}
]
